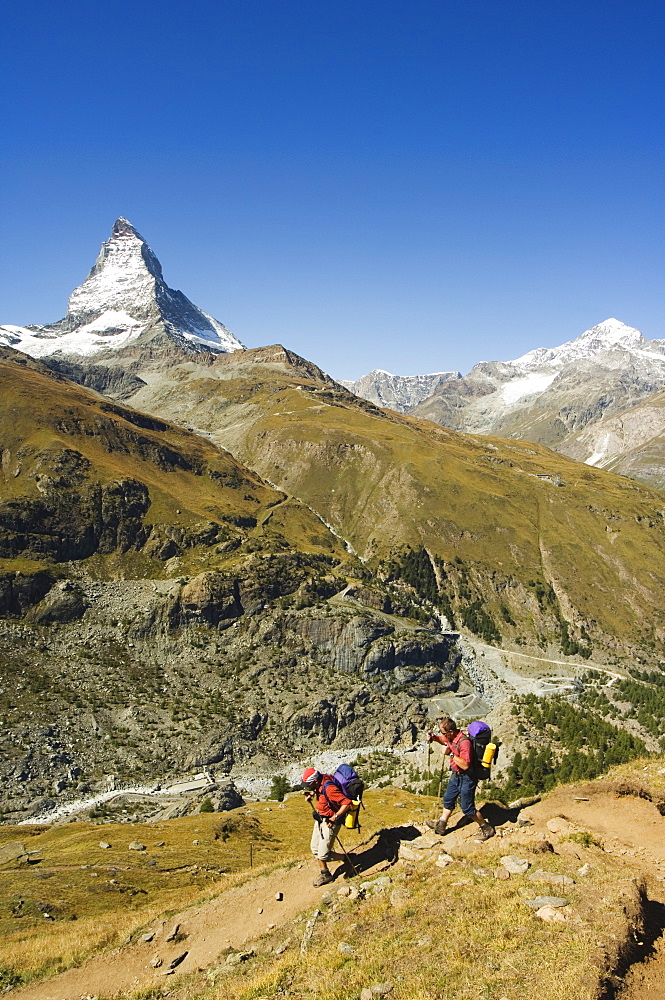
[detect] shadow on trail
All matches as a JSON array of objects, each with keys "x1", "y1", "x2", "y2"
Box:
[
  {"x1": 334, "y1": 825, "x2": 422, "y2": 878},
  {"x1": 480, "y1": 802, "x2": 522, "y2": 827}
]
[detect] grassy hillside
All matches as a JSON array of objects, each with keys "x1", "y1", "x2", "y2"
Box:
[
  {"x1": 125, "y1": 346, "x2": 665, "y2": 664},
  {"x1": 0, "y1": 347, "x2": 352, "y2": 579}
]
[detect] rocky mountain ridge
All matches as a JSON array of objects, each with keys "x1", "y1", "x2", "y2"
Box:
[
  {"x1": 339, "y1": 369, "x2": 460, "y2": 413},
  {"x1": 347, "y1": 320, "x2": 665, "y2": 487}
]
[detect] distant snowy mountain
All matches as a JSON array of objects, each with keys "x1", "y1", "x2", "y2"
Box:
[
  {"x1": 340, "y1": 368, "x2": 460, "y2": 413},
  {"x1": 0, "y1": 218, "x2": 243, "y2": 364},
  {"x1": 410, "y1": 319, "x2": 665, "y2": 451},
  {"x1": 511, "y1": 318, "x2": 663, "y2": 370}
]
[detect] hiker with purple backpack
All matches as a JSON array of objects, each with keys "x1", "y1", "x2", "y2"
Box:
[
  {"x1": 302, "y1": 764, "x2": 363, "y2": 886},
  {"x1": 425, "y1": 716, "x2": 496, "y2": 842}
]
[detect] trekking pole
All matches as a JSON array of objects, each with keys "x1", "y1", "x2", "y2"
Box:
[
  {"x1": 438, "y1": 749, "x2": 446, "y2": 797},
  {"x1": 335, "y1": 832, "x2": 359, "y2": 877}
]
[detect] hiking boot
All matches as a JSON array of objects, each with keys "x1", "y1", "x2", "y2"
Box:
[
  {"x1": 425, "y1": 819, "x2": 448, "y2": 836},
  {"x1": 474, "y1": 823, "x2": 495, "y2": 843},
  {"x1": 313, "y1": 871, "x2": 334, "y2": 887}
]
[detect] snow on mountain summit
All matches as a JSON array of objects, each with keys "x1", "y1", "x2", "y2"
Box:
[
  {"x1": 0, "y1": 218, "x2": 244, "y2": 360},
  {"x1": 512, "y1": 318, "x2": 647, "y2": 370}
]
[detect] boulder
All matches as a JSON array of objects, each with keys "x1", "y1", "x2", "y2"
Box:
[
  {"x1": 27, "y1": 581, "x2": 88, "y2": 624},
  {"x1": 524, "y1": 895, "x2": 569, "y2": 909},
  {"x1": 536, "y1": 904, "x2": 568, "y2": 923},
  {"x1": 0, "y1": 842, "x2": 28, "y2": 867},
  {"x1": 216, "y1": 782, "x2": 244, "y2": 812}
]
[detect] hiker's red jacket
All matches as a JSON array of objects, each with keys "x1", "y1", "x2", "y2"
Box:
[{"x1": 315, "y1": 775, "x2": 352, "y2": 820}]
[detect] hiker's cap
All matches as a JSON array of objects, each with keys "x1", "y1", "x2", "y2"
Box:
[{"x1": 302, "y1": 767, "x2": 321, "y2": 787}]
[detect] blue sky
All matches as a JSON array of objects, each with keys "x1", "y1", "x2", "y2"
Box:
[{"x1": 2, "y1": 0, "x2": 664, "y2": 379}]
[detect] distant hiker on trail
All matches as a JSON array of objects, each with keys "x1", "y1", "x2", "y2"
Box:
[
  {"x1": 425, "y1": 716, "x2": 495, "y2": 842},
  {"x1": 302, "y1": 767, "x2": 354, "y2": 886}
]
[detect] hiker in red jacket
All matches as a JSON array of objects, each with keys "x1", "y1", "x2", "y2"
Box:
[
  {"x1": 426, "y1": 716, "x2": 495, "y2": 842},
  {"x1": 302, "y1": 767, "x2": 353, "y2": 886}
]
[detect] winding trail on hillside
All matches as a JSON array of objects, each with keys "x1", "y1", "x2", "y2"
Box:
[{"x1": 470, "y1": 638, "x2": 624, "y2": 677}]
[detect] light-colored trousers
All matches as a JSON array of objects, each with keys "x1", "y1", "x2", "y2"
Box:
[{"x1": 310, "y1": 818, "x2": 341, "y2": 861}]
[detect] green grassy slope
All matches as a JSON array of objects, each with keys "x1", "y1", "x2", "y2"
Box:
[{"x1": 0, "y1": 348, "x2": 352, "y2": 579}]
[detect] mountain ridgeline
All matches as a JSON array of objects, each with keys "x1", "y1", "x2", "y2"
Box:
[{"x1": 348, "y1": 319, "x2": 665, "y2": 492}]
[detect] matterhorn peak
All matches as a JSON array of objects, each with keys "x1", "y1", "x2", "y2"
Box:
[
  {"x1": 111, "y1": 217, "x2": 144, "y2": 238},
  {"x1": 0, "y1": 219, "x2": 243, "y2": 361}
]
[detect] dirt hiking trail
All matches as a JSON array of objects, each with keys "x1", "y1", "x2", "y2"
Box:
[
  {"x1": 13, "y1": 845, "x2": 392, "y2": 1000},
  {"x1": 525, "y1": 784, "x2": 665, "y2": 1000},
  {"x1": 12, "y1": 784, "x2": 665, "y2": 1000}
]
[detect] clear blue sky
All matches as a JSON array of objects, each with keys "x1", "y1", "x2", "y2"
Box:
[{"x1": 2, "y1": 0, "x2": 664, "y2": 379}]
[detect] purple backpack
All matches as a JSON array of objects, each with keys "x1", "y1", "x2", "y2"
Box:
[
  {"x1": 466, "y1": 721, "x2": 495, "y2": 778},
  {"x1": 322, "y1": 763, "x2": 365, "y2": 803}
]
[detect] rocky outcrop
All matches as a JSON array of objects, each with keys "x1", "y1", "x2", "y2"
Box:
[
  {"x1": 25, "y1": 581, "x2": 88, "y2": 624},
  {"x1": 0, "y1": 479, "x2": 150, "y2": 561},
  {"x1": 0, "y1": 570, "x2": 55, "y2": 617},
  {"x1": 277, "y1": 612, "x2": 459, "y2": 697},
  {"x1": 42, "y1": 358, "x2": 147, "y2": 400}
]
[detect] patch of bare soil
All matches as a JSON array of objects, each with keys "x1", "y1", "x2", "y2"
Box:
[{"x1": 522, "y1": 782, "x2": 665, "y2": 1000}]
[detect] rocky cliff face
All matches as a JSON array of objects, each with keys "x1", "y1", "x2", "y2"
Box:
[
  {"x1": 558, "y1": 388, "x2": 665, "y2": 490},
  {"x1": 0, "y1": 218, "x2": 243, "y2": 370},
  {"x1": 340, "y1": 369, "x2": 460, "y2": 413},
  {"x1": 0, "y1": 583, "x2": 462, "y2": 821}
]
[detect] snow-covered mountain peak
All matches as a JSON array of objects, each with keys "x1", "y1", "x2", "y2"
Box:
[
  {"x1": 67, "y1": 217, "x2": 166, "y2": 325},
  {"x1": 0, "y1": 219, "x2": 244, "y2": 360},
  {"x1": 568, "y1": 318, "x2": 644, "y2": 353},
  {"x1": 112, "y1": 216, "x2": 143, "y2": 238},
  {"x1": 513, "y1": 318, "x2": 646, "y2": 370}
]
